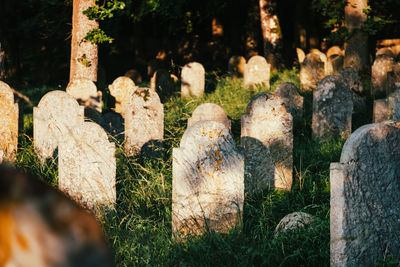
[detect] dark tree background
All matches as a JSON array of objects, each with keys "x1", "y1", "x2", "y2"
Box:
[{"x1": 0, "y1": 0, "x2": 398, "y2": 86}]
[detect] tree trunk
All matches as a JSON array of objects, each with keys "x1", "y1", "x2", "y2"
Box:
[
  {"x1": 245, "y1": 0, "x2": 262, "y2": 59},
  {"x1": 70, "y1": 0, "x2": 98, "y2": 82},
  {"x1": 259, "y1": 0, "x2": 282, "y2": 70},
  {"x1": 344, "y1": 0, "x2": 369, "y2": 71}
]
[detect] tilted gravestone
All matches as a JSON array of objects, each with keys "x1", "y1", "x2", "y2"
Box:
[
  {"x1": 0, "y1": 81, "x2": 18, "y2": 161},
  {"x1": 326, "y1": 46, "x2": 344, "y2": 75},
  {"x1": 66, "y1": 78, "x2": 102, "y2": 117},
  {"x1": 172, "y1": 121, "x2": 244, "y2": 236},
  {"x1": 371, "y1": 55, "x2": 394, "y2": 97},
  {"x1": 228, "y1": 56, "x2": 246, "y2": 78},
  {"x1": 124, "y1": 87, "x2": 164, "y2": 157},
  {"x1": 300, "y1": 53, "x2": 325, "y2": 91},
  {"x1": 187, "y1": 103, "x2": 231, "y2": 130},
  {"x1": 244, "y1": 55, "x2": 270, "y2": 89},
  {"x1": 59, "y1": 122, "x2": 116, "y2": 210},
  {"x1": 312, "y1": 75, "x2": 353, "y2": 140},
  {"x1": 339, "y1": 67, "x2": 366, "y2": 115},
  {"x1": 181, "y1": 62, "x2": 205, "y2": 98},
  {"x1": 274, "y1": 82, "x2": 304, "y2": 121},
  {"x1": 241, "y1": 93, "x2": 293, "y2": 192},
  {"x1": 108, "y1": 76, "x2": 135, "y2": 114},
  {"x1": 34, "y1": 90, "x2": 84, "y2": 162},
  {"x1": 330, "y1": 122, "x2": 400, "y2": 266}
]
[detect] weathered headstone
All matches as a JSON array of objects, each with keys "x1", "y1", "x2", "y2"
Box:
[
  {"x1": 172, "y1": 121, "x2": 244, "y2": 236},
  {"x1": 66, "y1": 78, "x2": 102, "y2": 118},
  {"x1": 228, "y1": 56, "x2": 246, "y2": 78},
  {"x1": 274, "y1": 82, "x2": 304, "y2": 120},
  {"x1": 376, "y1": 47, "x2": 395, "y2": 58},
  {"x1": 187, "y1": 103, "x2": 231, "y2": 130},
  {"x1": 296, "y1": 48, "x2": 306, "y2": 64},
  {"x1": 0, "y1": 81, "x2": 18, "y2": 161},
  {"x1": 326, "y1": 46, "x2": 344, "y2": 75},
  {"x1": 339, "y1": 67, "x2": 366, "y2": 114},
  {"x1": 124, "y1": 87, "x2": 164, "y2": 157},
  {"x1": 371, "y1": 55, "x2": 394, "y2": 97},
  {"x1": 59, "y1": 122, "x2": 116, "y2": 210},
  {"x1": 109, "y1": 76, "x2": 135, "y2": 114},
  {"x1": 241, "y1": 93, "x2": 293, "y2": 192},
  {"x1": 388, "y1": 89, "x2": 400, "y2": 121},
  {"x1": 34, "y1": 90, "x2": 84, "y2": 162},
  {"x1": 312, "y1": 75, "x2": 353, "y2": 140},
  {"x1": 274, "y1": 212, "x2": 315, "y2": 237},
  {"x1": 300, "y1": 53, "x2": 325, "y2": 91},
  {"x1": 330, "y1": 121, "x2": 400, "y2": 266},
  {"x1": 181, "y1": 62, "x2": 205, "y2": 98},
  {"x1": 150, "y1": 69, "x2": 174, "y2": 95},
  {"x1": 244, "y1": 55, "x2": 271, "y2": 89},
  {"x1": 326, "y1": 46, "x2": 343, "y2": 59},
  {"x1": 373, "y1": 99, "x2": 389, "y2": 123}
]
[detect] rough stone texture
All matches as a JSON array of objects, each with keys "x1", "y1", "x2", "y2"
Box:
[
  {"x1": 150, "y1": 69, "x2": 174, "y2": 95},
  {"x1": 34, "y1": 90, "x2": 84, "y2": 162},
  {"x1": 300, "y1": 53, "x2": 325, "y2": 91},
  {"x1": 339, "y1": 67, "x2": 366, "y2": 114},
  {"x1": 330, "y1": 121, "x2": 400, "y2": 266},
  {"x1": 244, "y1": 55, "x2": 271, "y2": 89},
  {"x1": 59, "y1": 122, "x2": 116, "y2": 210},
  {"x1": 0, "y1": 81, "x2": 18, "y2": 161},
  {"x1": 228, "y1": 56, "x2": 246, "y2": 78},
  {"x1": 241, "y1": 93, "x2": 293, "y2": 192},
  {"x1": 393, "y1": 62, "x2": 400, "y2": 89},
  {"x1": 373, "y1": 99, "x2": 389, "y2": 123},
  {"x1": 274, "y1": 212, "x2": 315, "y2": 236},
  {"x1": 274, "y1": 82, "x2": 304, "y2": 120},
  {"x1": 172, "y1": 121, "x2": 244, "y2": 236},
  {"x1": 187, "y1": 103, "x2": 231, "y2": 130},
  {"x1": 312, "y1": 75, "x2": 353, "y2": 140},
  {"x1": 326, "y1": 46, "x2": 343, "y2": 59},
  {"x1": 181, "y1": 62, "x2": 205, "y2": 98},
  {"x1": 371, "y1": 55, "x2": 394, "y2": 97},
  {"x1": 109, "y1": 76, "x2": 135, "y2": 114},
  {"x1": 388, "y1": 89, "x2": 400, "y2": 121},
  {"x1": 124, "y1": 87, "x2": 164, "y2": 157},
  {"x1": 376, "y1": 47, "x2": 395, "y2": 58},
  {"x1": 66, "y1": 78, "x2": 102, "y2": 118}
]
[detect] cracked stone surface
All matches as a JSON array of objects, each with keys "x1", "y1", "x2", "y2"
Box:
[
  {"x1": 124, "y1": 87, "x2": 164, "y2": 157},
  {"x1": 330, "y1": 121, "x2": 400, "y2": 266},
  {"x1": 312, "y1": 75, "x2": 352, "y2": 140},
  {"x1": 172, "y1": 121, "x2": 244, "y2": 237},
  {"x1": 59, "y1": 121, "x2": 116, "y2": 210},
  {"x1": 187, "y1": 103, "x2": 231, "y2": 130},
  {"x1": 241, "y1": 93, "x2": 293, "y2": 192},
  {"x1": 34, "y1": 90, "x2": 84, "y2": 162},
  {"x1": 244, "y1": 55, "x2": 270, "y2": 89},
  {"x1": 0, "y1": 81, "x2": 18, "y2": 161},
  {"x1": 109, "y1": 76, "x2": 135, "y2": 114},
  {"x1": 181, "y1": 62, "x2": 205, "y2": 98},
  {"x1": 274, "y1": 82, "x2": 304, "y2": 121}
]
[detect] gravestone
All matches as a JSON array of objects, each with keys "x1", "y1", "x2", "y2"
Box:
[
  {"x1": 228, "y1": 56, "x2": 246, "y2": 78},
  {"x1": 326, "y1": 46, "x2": 343, "y2": 59},
  {"x1": 376, "y1": 47, "x2": 394, "y2": 58},
  {"x1": 371, "y1": 55, "x2": 394, "y2": 97},
  {"x1": 124, "y1": 87, "x2": 164, "y2": 157},
  {"x1": 150, "y1": 69, "x2": 174, "y2": 95},
  {"x1": 66, "y1": 78, "x2": 102, "y2": 118},
  {"x1": 373, "y1": 99, "x2": 389, "y2": 123},
  {"x1": 300, "y1": 53, "x2": 325, "y2": 91},
  {"x1": 339, "y1": 67, "x2": 366, "y2": 114},
  {"x1": 33, "y1": 90, "x2": 84, "y2": 162},
  {"x1": 330, "y1": 122, "x2": 400, "y2": 266},
  {"x1": 244, "y1": 55, "x2": 271, "y2": 89},
  {"x1": 388, "y1": 89, "x2": 400, "y2": 121},
  {"x1": 0, "y1": 81, "x2": 18, "y2": 161},
  {"x1": 312, "y1": 75, "x2": 353, "y2": 140},
  {"x1": 181, "y1": 62, "x2": 205, "y2": 98},
  {"x1": 296, "y1": 48, "x2": 306, "y2": 64},
  {"x1": 274, "y1": 212, "x2": 315, "y2": 237},
  {"x1": 59, "y1": 122, "x2": 116, "y2": 210},
  {"x1": 326, "y1": 46, "x2": 344, "y2": 75},
  {"x1": 109, "y1": 76, "x2": 135, "y2": 114},
  {"x1": 187, "y1": 103, "x2": 231, "y2": 130},
  {"x1": 274, "y1": 82, "x2": 304, "y2": 120},
  {"x1": 172, "y1": 121, "x2": 244, "y2": 236},
  {"x1": 241, "y1": 93, "x2": 293, "y2": 192}
]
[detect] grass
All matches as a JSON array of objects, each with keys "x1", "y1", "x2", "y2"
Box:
[{"x1": 14, "y1": 67, "x2": 345, "y2": 266}]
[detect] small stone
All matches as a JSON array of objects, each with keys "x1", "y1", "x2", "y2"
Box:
[
  {"x1": 181, "y1": 62, "x2": 205, "y2": 98},
  {"x1": 244, "y1": 55, "x2": 271, "y2": 89},
  {"x1": 274, "y1": 212, "x2": 315, "y2": 236}
]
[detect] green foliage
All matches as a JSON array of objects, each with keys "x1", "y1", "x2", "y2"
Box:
[
  {"x1": 84, "y1": 28, "x2": 114, "y2": 44},
  {"x1": 83, "y1": 0, "x2": 125, "y2": 21},
  {"x1": 16, "y1": 68, "x2": 345, "y2": 265}
]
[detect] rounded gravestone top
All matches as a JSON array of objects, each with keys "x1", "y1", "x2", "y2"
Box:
[
  {"x1": 326, "y1": 46, "x2": 343, "y2": 59},
  {"x1": 188, "y1": 103, "x2": 230, "y2": 129},
  {"x1": 310, "y1": 49, "x2": 327, "y2": 63},
  {"x1": 275, "y1": 82, "x2": 299, "y2": 98},
  {"x1": 66, "y1": 78, "x2": 97, "y2": 101},
  {"x1": 109, "y1": 76, "x2": 135, "y2": 100},
  {"x1": 38, "y1": 90, "x2": 81, "y2": 111},
  {"x1": 180, "y1": 120, "x2": 233, "y2": 148},
  {"x1": 245, "y1": 93, "x2": 288, "y2": 117},
  {"x1": 182, "y1": 62, "x2": 205, "y2": 73},
  {"x1": 274, "y1": 212, "x2": 315, "y2": 236},
  {"x1": 247, "y1": 55, "x2": 268, "y2": 68},
  {"x1": 0, "y1": 81, "x2": 14, "y2": 102},
  {"x1": 376, "y1": 47, "x2": 395, "y2": 58}
]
